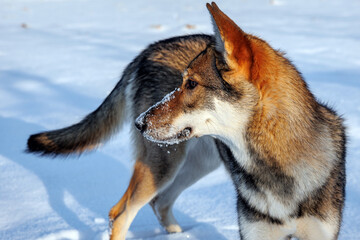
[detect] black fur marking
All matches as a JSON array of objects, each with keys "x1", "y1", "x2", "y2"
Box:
[
  {"x1": 27, "y1": 133, "x2": 45, "y2": 153},
  {"x1": 295, "y1": 139, "x2": 346, "y2": 221},
  {"x1": 185, "y1": 102, "x2": 196, "y2": 110},
  {"x1": 210, "y1": 47, "x2": 243, "y2": 100},
  {"x1": 130, "y1": 182, "x2": 139, "y2": 200},
  {"x1": 246, "y1": 143, "x2": 295, "y2": 199},
  {"x1": 114, "y1": 204, "x2": 127, "y2": 221},
  {"x1": 237, "y1": 193, "x2": 283, "y2": 225},
  {"x1": 133, "y1": 34, "x2": 213, "y2": 117},
  {"x1": 214, "y1": 139, "x2": 284, "y2": 227}
]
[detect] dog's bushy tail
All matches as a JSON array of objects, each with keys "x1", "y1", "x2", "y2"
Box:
[{"x1": 27, "y1": 79, "x2": 128, "y2": 156}]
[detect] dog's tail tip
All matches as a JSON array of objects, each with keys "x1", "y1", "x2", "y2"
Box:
[
  {"x1": 26, "y1": 132, "x2": 74, "y2": 156},
  {"x1": 27, "y1": 133, "x2": 54, "y2": 155}
]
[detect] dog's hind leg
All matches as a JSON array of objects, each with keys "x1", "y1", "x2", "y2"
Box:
[
  {"x1": 108, "y1": 160, "x2": 156, "y2": 240},
  {"x1": 150, "y1": 137, "x2": 221, "y2": 233},
  {"x1": 109, "y1": 140, "x2": 187, "y2": 240}
]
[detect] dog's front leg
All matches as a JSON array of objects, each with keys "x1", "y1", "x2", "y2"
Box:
[
  {"x1": 294, "y1": 216, "x2": 339, "y2": 240},
  {"x1": 238, "y1": 214, "x2": 295, "y2": 240}
]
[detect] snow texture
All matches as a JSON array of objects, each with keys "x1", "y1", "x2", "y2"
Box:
[{"x1": 0, "y1": 0, "x2": 359, "y2": 239}]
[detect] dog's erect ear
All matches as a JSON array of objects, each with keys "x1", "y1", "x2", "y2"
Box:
[{"x1": 206, "y1": 2, "x2": 252, "y2": 80}]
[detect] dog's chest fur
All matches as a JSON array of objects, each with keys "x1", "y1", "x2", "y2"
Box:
[{"x1": 214, "y1": 138, "x2": 299, "y2": 222}]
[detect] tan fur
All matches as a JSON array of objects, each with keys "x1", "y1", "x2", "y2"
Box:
[
  {"x1": 109, "y1": 130, "x2": 191, "y2": 240},
  {"x1": 207, "y1": 3, "x2": 252, "y2": 80},
  {"x1": 207, "y1": 3, "x2": 335, "y2": 171},
  {"x1": 145, "y1": 89, "x2": 185, "y2": 130},
  {"x1": 109, "y1": 160, "x2": 157, "y2": 240},
  {"x1": 148, "y1": 39, "x2": 208, "y2": 71},
  {"x1": 295, "y1": 216, "x2": 338, "y2": 240},
  {"x1": 36, "y1": 134, "x2": 56, "y2": 148}
]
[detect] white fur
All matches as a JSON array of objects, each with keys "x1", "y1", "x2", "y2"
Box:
[
  {"x1": 125, "y1": 72, "x2": 137, "y2": 120},
  {"x1": 239, "y1": 203, "x2": 338, "y2": 240},
  {"x1": 294, "y1": 216, "x2": 338, "y2": 240},
  {"x1": 291, "y1": 126, "x2": 337, "y2": 201},
  {"x1": 164, "y1": 97, "x2": 252, "y2": 166},
  {"x1": 240, "y1": 217, "x2": 296, "y2": 240},
  {"x1": 237, "y1": 182, "x2": 297, "y2": 220},
  {"x1": 265, "y1": 190, "x2": 297, "y2": 220}
]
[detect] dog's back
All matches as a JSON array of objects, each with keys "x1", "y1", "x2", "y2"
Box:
[{"x1": 27, "y1": 34, "x2": 212, "y2": 156}]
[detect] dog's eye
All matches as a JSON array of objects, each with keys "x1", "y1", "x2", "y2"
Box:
[{"x1": 186, "y1": 79, "x2": 198, "y2": 90}]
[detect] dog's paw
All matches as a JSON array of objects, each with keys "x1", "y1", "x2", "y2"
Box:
[{"x1": 165, "y1": 224, "x2": 182, "y2": 234}]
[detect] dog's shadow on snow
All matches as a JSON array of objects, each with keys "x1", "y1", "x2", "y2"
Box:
[
  {"x1": 0, "y1": 116, "x2": 127, "y2": 239},
  {"x1": 0, "y1": 116, "x2": 228, "y2": 240}
]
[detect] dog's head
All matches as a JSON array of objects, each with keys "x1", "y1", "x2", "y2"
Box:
[{"x1": 135, "y1": 2, "x2": 278, "y2": 145}]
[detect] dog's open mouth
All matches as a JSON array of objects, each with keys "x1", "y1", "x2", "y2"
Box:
[
  {"x1": 143, "y1": 127, "x2": 192, "y2": 145},
  {"x1": 176, "y1": 127, "x2": 192, "y2": 139},
  {"x1": 162, "y1": 127, "x2": 192, "y2": 144}
]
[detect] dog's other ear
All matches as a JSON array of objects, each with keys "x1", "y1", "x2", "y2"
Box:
[{"x1": 206, "y1": 2, "x2": 252, "y2": 80}]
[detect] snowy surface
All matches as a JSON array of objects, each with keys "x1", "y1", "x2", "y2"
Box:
[{"x1": 0, "y1": 0, "x2": 359, "y2": 239}]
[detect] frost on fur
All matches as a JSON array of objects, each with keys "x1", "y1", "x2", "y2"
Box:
[
  {"x1": 135, "y1": 88, "x2": 180, "y2": 128},
  {"x1": 136, "y1": 88, "x2": 179, "y2": 125},
  {"x1": 135, "y1": 88, "x2": 190, "y2": 145},
  {"x1": 143, "y1": 127, "x2": 191, "y2": 145}
]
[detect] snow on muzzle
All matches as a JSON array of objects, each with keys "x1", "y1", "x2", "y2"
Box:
[{"x1": 135, "y1": 88, "x2": 193, "y2": 145}]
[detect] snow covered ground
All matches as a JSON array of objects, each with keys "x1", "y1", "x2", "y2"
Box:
[{"x1": 0, "y1": 0, "x2": 359, "y2": 239}]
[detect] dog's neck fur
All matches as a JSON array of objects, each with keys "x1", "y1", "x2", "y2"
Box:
[{"x1": 247, "y1": 39, "x2": 322, "y2": 169}]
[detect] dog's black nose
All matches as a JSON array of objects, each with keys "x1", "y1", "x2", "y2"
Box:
[{"x1": 135, "y1": 120, "x2": 146, "y2": 132}]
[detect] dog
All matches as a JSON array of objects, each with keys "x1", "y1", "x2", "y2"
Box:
[
  {"x1": 134, "y1": 2, "x2": 347, "y2": 240},
  {"x1": 27, "y1": 2, "x2": 346, "y2": 240}
]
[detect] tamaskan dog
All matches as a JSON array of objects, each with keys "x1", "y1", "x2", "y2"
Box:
[{"x1": 27, "y1": 2, "x2": 346, "y2": 240}]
